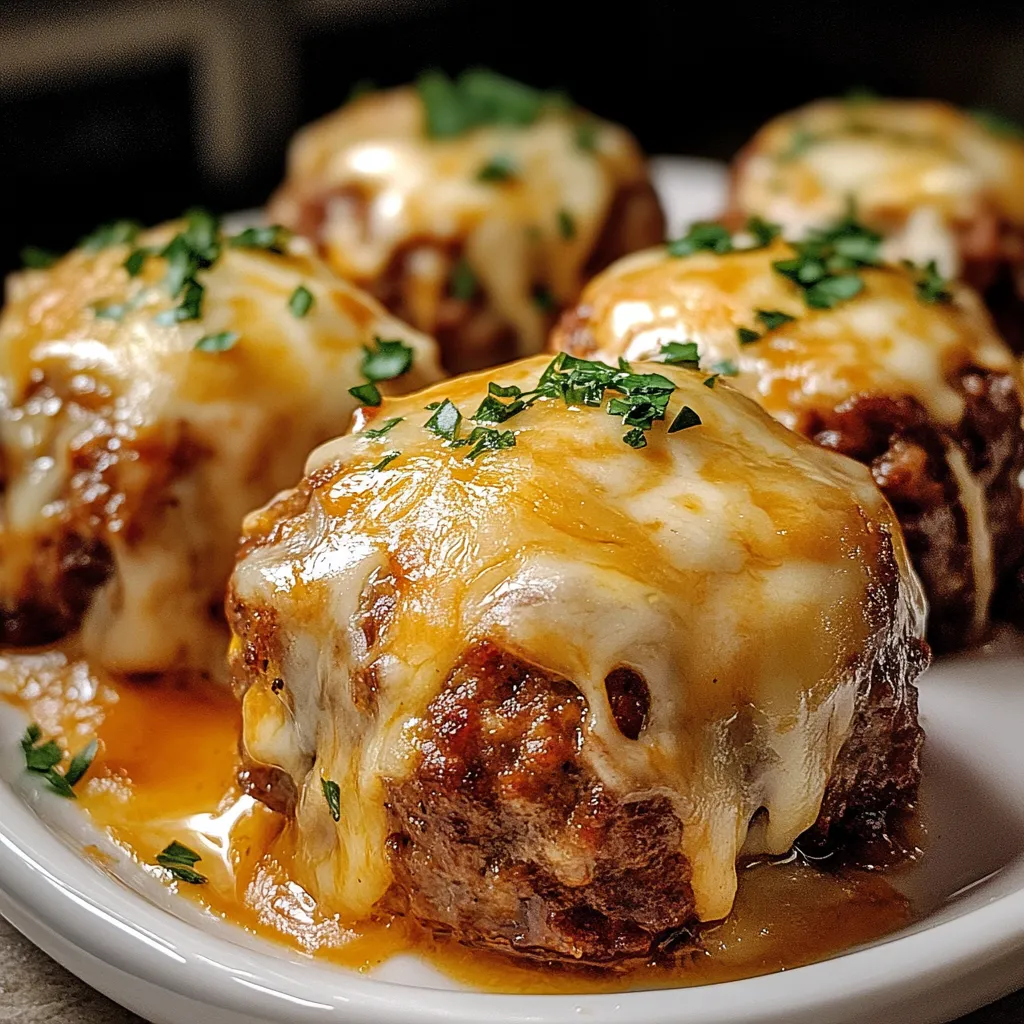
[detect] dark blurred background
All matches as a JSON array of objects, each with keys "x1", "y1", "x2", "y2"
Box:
[{"x1": 4, "y1": 0, "x2": 1024, "y2": 275}]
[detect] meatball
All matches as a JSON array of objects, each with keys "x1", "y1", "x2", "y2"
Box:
[
  {"x1": 728, "y1": 97, "x2": 1024, "y2": 349},
  {"x1": 228, "y1": 354, "x2": 927, "y2": 965},
  {"x1": 268, "y1": 71, "x2": 665, "y2": 373},
  {"x1": 0, "y1": 212, "x2": 442, "y2": 675},
  {"x1": 552, "y1": 222, "x2": 1024, "y2": 652}
]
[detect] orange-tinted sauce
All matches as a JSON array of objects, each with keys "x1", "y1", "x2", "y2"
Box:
[{"x1": 0, "y1": 649, "x2": 912, "y2": 993}]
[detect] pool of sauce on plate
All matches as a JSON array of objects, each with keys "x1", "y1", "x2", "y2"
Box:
[{"x1": 0, "y1": 648, "x2": 913, "y2": 993}]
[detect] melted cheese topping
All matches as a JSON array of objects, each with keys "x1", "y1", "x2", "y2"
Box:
[
  {"x1": 551, "y1": 241, "x2": 1017, "y2": 637},
  {"x1": 733, "y1": 99, "x2": 1024, "y2": 276},
  {"x1": 269, "y1": 88, "x2": 654, "y2": 356},
  {"x1": 0, "y1": 226, "x2": 442, "y2": 674},
  {"x1": 230, "y1": 356, "x2": 925, "y2": 925}
]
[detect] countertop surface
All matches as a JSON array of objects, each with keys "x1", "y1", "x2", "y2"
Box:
[{"x1": 1, "y1": 915, "x2": 1023, "y2": 1024}]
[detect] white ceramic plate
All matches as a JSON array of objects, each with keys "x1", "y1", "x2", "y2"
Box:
[{"x1": 2, "y1": 160, "x2": 1024, "y2": 1024}]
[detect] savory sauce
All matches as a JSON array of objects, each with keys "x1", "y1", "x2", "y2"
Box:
[{"x1": 0, "y1": 648, "x2": 912, "y2": 993}]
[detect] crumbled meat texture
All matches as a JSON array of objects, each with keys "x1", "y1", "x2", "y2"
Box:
[
  {"x1": 381, "y1": 637, "x2": 924, "y2": 965},
  {"x1": 799, "y1": 367, "x2": 1024, "y2": 652}
]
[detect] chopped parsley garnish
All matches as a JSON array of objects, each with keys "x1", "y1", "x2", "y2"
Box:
[
  {"x1": 450, "y1": 258, "x2": 478, "y2": 300},
  {"x1": 157, "y1": 209, "x2": 222, "y2": 324},
  {"x1": 969, "y1": 108, "x2": 1024, "y2": 140},
  {"x1": 703, "y1": 375, "x2": 719, "y2": 388},
  {"x1": 574, "y1": 120, "x2": 600, "y2": 152},
  {"x1": 20, "y1": 246, "x2": 58, "y2": 269},
  {"x1": 20, "y1": 725, "x2": 96, "y2": 799},
  {"x1": 557, "y1": 209, "x2": 576, "y2": 240},
  {"x1": 229, "y1": 225, "x2": 291, "y2": 254},
  {"x1": 756, "y1": 309, "x2": 796, "y2": 331},
  {"x1": 288, "y1": 284, "x2": 314, "y2": 318},
  {"x1": 81, "y1": 219, "x2": 142, "y2": 252},
  {"x1": 476, "y1": 153, "x2": 518, "y2": 182},
  {"x1": 659, "y1": 341, "x2": 700, "y2": 368},
  {"x1": 93, "y1": 302, "x2": 129, "y2": 321},
  {"x1": 772, "y1": 211, "x2": 880, "y2": 309},
  {"x1": 746, "y1": 216, "x2": 782, "y2": 248},
  {"x1": 737, "y1": 327, "x2": 761, "y2": 345},
  {"x1": 417, "y1": 68, "x2": 564, "y2": 139},
  {"x1": 321, "y1": 778, "x2": 342, "y2": 822},
  {"x1": 370, "y1": 451, "x2": 401, "y2": 472},
  {"x1": 123, "y1": 247, "x2": 152, "y2": 277},
  {"x1": 668, "y1": 221, "x2": 734, "y2": 258},
  {"x1": 905, "y1": 259, "x2": 952, "y2": 304},
  {"x1": 194, "y1": 331, "x2": 239, "y2": 352},
  {"x1": 780, "y1": 127, "x2": 818, "y2": 161},
  {"x1": 711, "y1": 358, "x2": 739, "y2": 377},
  {"x1": 364, "y1": 416, "x2": 403, "y2": 438},
  {"x1": 349, "y1": 382, "x2": 382, "y2": 406},
  {"x1": 156, "y1": 841, "x2": 207, "y2": 884},
  {"x1": 425, "y1": 398, "x2": 463, "y2": 440},
  {"x1": 361, "y1": 337, "x2": 415, "y2": 382},
  {"x1": 668, "y1": 405, "x2": 702, "y2": 432},
  {"x1": 463, "y1": 426, "x2": 517, "y2": 459},
  {"x1": 532, "y1": 284, "x2": 557, "y2": 313}
]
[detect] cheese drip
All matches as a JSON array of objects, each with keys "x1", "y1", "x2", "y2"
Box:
[
  {"x1": 0, "y1": 225, "x2": 442, "y2": 674},
  {"x1": 231, "y1": 356, "x2": 925, "y2": 924},
  {"x1": 549, "y1": 240, "x2": 1018, "y2": 637},
  {"x1": 269, "y1": 87, "x2": 654, "y2": 356},
  {"x1": 733, "y1": 98, "x2": 1024, "y2": 277}
]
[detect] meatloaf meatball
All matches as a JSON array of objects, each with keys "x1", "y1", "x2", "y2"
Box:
[
  {"x1": 552, "y1": 218, "x2": 1024, "y2": 652},
  {"x1": 728, "y1": 97, "x2": 1024, "y2": 350},
  {"x1": 0, "y1": 212, "x2": 441, "y2": 675},
  {"x1": 228, "y1": 354, "x2": 927, "y2": 965},
  {"x1": 268, "y1": 70, "x2": 665, "y2": 373}
]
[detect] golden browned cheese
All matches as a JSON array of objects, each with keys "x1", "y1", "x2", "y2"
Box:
[
  {"x1": 229, "y1": 356, "x2": 925, "y2": 927},
  {"x1": 730, "y1": 98, "x2": 1024, "y2": 277},
  {"x1": 550, "y1": 237, "x2": 1020, "y2": 639},
  {"x1": 0, "y1": 222, "x2": 442, "y2": 675},
  {"x1": 269, "y1": 87, "x2": 660, "y2": 364}
]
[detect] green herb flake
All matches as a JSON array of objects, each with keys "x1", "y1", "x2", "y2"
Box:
[
  {"x1": 20, "y1": 246, "x2": 58, "y2": 269},
  {"x1": 575, "y1": 120, "x2": 600, "y2": 152},
  {"x1": 659, "y1": 341, "x2": 700, "y2": 368},
  {"x1": 363, "y1": 417, "x2": 403, "y2": 439},
  {"x1": 668, "y1": 222, "x2": 734, "y2": 258},
  {"x1": 532, "y1": 285, "x2": 557, "y2": 313},
  {"x1": 81, "y1": 219, "x2": 142, "y2": 252},
  {"x1": 124, "y1": 248, "x2": 151, "y2": 277},
  {"x1": 229, "y1": 225, "x2": 291, "y2": 253},
  {"x1": 93, "y1": 303, "x2": 129, "y2": 321},
  {"x1": 476, "y1": 153, "x2": 518, "y2": 183},
  {"x1": 557, "y1": 208, "x2": 577, "y2": 240},
  {"x1": 906, "y1": 259, "x2": 952, "y2": 305},
  {"x1": 746, "y1": 216, "x2": 782, "y2": 248},
  {"x1": 156, "y1": 841, "x2": 207, "y2": 884},
  {"x1": 349, "y1": 382, "x2": 382, "y2": 406},
  {"x1": 622, "y1": 427, "x2": 648, "y2": 449},
  {"x1": 425, "y1": 398, "x2": 463, "y2": 441},
  {"x1": 804, "y1": 274, "x2": 864, "y2": 308},
  {"x1": 463, "y1": 427, "x2": 517, "y2": 460},
  {"x1": 969, "y1": 108, "x2": 1024, "y2": 140},
  {"x1": 703, "y1": 374, "x2": 719, "y2": 388},
  {"x1": 288, "y1": 284, "x2": 314, "y2": 318},
  {"x1": 755, "y1": 309, "x2": 796, "y2": 331},
  {"x1": 737, "y1": 326, "x2": 761, "y2": 345},
  {"x1": 65, "y1": 740, "x2": 98, "y2": 788},
  {"x1": 361, "y1": 337, "x2": 414, "y2": 382},
  {"x1": 668, "y1": 405, "x2": 702, "y2": 433},
  {"x1": 711, "y1": 359, "x2": 739, "y2": 377},
  {"x1": 450, "y1": 258, "x2": 478, "y2": 300},
  {"x1": 321, "y1": 778, "x2": 342, "y2": 822},
  {"x1": 194, "y1": 330, "x2": 239, "y2": 352},
  {"x1": 370, "y1": 451, "x2": 401, "y2": 472},
  {"x1": 417, "y1": 68, "x2": 560, "y2": 140}
]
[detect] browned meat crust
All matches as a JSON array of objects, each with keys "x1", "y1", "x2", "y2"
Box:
[
  {"x1": 379, "y1": 637, "x2": 924, "y2": 966},
  {"x1": 797, "y1": 368, "x2": 1024, "y2": 652}
]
